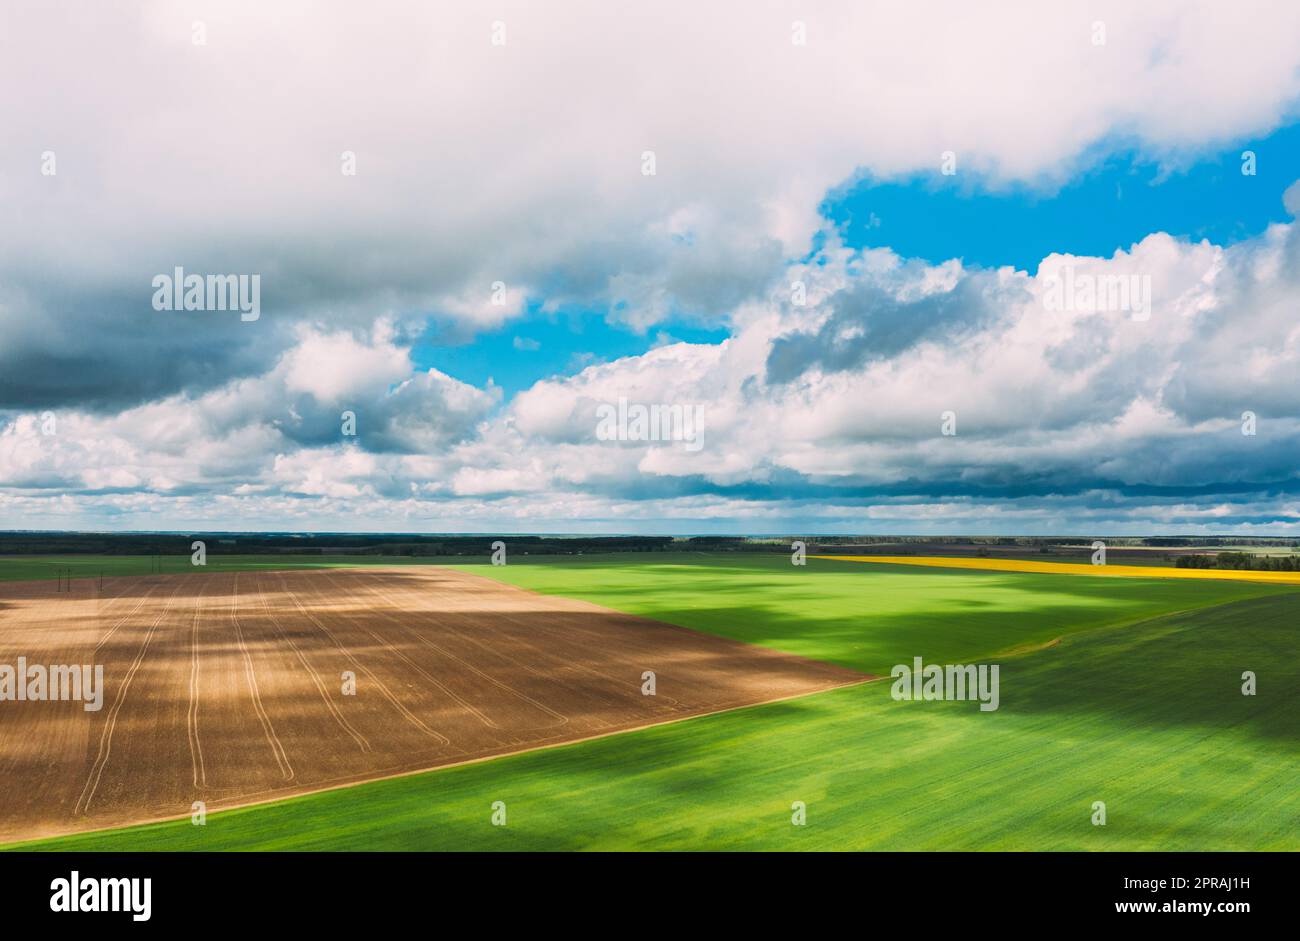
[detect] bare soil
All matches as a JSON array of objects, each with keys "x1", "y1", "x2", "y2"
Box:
[{"x1": 0, "y1": 567, "x2": 865, "y2": 843}]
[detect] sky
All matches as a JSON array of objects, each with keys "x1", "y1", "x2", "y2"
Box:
[{"x1": 3, "y1": 1, "x2": 1300, "y2": 535}]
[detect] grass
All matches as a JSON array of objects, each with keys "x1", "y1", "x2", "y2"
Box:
[
  {"x1": 443, "y1": 552, "x2": 1289, "y2": 676},
  {"x1": 11, "y1": 589, "x2": 1296, "y2": 851},
  {"x1": 22, "y1": 545, "x2": 1274, "y2": 672}
]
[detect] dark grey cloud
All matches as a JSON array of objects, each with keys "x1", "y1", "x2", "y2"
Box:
[
  {"x1": 765, "y1": 271, "x2": 1029, "y2": 383},
  {"x1": 0, "y1": 282, "x2": 288, "y2": 411}
]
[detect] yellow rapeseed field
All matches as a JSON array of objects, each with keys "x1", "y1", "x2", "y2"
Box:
[{"x1": 814, "y1": 554, "x2": 1300, "y2": 585}]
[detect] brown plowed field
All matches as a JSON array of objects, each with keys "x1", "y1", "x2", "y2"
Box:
[{"x1": 0, "y1": 566, "x2": 865, "y2": 843}]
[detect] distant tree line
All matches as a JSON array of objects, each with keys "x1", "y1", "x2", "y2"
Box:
[
  {"x1": 802, "y1": 535, "x2": 1300, "y2": 548},
  {"x1": 1176, "y1": 552, "x2": 1299, "y2": 571},
  {"x1": 4, "y1": 531, "x2": 1298, "y2": 559},
  {"x1": 0, "y1": 533, "x2": 680, "y2": 556}
]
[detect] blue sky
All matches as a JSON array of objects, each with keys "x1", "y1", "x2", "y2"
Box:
[
  {"x1": 825, "y1": 122, "x2": 1300, "y2": 272},
  {"x1": 5, "y1": 3, "x2": 1300, "y2": 534},
  {"x1": 412, "y1": 303, "x2": 729, "y2": 397},
  {"x1": 415, "y1": 123, "x2": 1300, "y2": 402}
]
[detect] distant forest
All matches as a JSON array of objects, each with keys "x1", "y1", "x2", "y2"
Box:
[
  {"x1": 1175, "y1": 551, "x2": 1299, "y2": 571},
  {"x1": 0, "y1": 532, "x2": 746, "y2": 556},
  {"x1": 0, "y1": 532, "x2": 1297, "y2": 557}
]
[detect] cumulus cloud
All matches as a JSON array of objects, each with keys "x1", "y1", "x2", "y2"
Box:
[
  {"x1": 0, "y1": 324, "x2": 498, "y2": 505},
  {"x1": 452, "y1": 203, "x2": 1300, "y2": 527},
  {"x1": 766, "y1": 261, "x2": 1026, "y2": 382},
  {"x1": 3, "y1": 2, "x2": 1300, "y2": 530},
  {"x1": 4, "y1": 1, "x2": 1300, "y2": 410},
  {"x1": 8, "y1": 204, "x2": 1300, "y2": 531}
]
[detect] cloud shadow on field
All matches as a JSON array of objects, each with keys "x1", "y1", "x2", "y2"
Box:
[{"x1": 979, "y1": 592, "x2": 1300, "y2": 746}]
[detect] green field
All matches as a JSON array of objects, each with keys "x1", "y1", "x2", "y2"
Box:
[
  {"x1": 4, "y1": 553, "x2": 1297, "y2": 850},
  {"x1": 449, "y1": 553, "x2": 1290, "y2": 675}
]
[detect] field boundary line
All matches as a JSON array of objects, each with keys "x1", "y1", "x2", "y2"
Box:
[
  {"x1": 813, "y1": 553, "x2": 1300, "y2": 585},
  {"x1": 445, "y1": 561, "x2": 1288, "y2": 682},
  {"x1": 11, "y1": 673, "x2": 871, "y2": 849},
  {"x1": 439, "y1": 563, "x2": 878, "y2": 685},
  {"x1": 361, "y1": 567, "x2": 773, "y2": 711}
]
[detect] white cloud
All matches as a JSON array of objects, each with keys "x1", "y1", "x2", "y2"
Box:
[
  {"x1": 4, "y1": 3, "x2": 1300, "y2": 530},
  {"x1": 281, "y1": 325, "x2": 409, "y2": 403},
  {"x1": 6, "y1": 209, "x2": 1300, "y2": 530},
  {"x1": 4, "y1": 0, "x2": 1300, "y2": 405}
]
